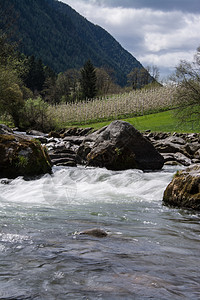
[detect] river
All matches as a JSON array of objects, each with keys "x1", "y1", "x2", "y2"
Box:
[{"x1": 0, "y1": 165, "x2": 199, "y2": 299}]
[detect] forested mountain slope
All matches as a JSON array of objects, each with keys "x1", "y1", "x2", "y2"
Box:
[{"x1": 0, "y1": 0, "x2": 145, "y2": 86}]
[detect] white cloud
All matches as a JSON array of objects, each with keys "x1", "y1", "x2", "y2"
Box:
[
  {"x1": 61, "y1": 0, "x2": 200, "y2": 78},
  {"x1": 138, "y1": 52, "x2": 193, "y2": 67}
]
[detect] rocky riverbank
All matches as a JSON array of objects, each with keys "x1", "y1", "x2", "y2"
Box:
[{"x1": 38, "y1": 125, "x2": 200, "y2": 169}]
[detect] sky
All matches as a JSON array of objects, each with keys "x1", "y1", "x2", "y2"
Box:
[{"x1": 60, "y1": 0, "x2": 200, "y2": 81}]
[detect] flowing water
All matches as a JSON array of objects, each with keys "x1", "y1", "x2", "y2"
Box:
[{"x1": 0, "y1": 165, "x2": 199, "y2": 299}]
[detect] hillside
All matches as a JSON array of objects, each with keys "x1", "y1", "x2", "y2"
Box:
[{"x1": 0, "y1": 0, "x2": 145, "y2": 86}]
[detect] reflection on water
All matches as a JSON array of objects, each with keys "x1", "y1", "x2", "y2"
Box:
[{"x1": 0, "y1": 166, "x2": 199, "y2": 299}]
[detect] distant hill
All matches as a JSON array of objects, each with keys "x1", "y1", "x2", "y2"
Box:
[{"x1": 0, "y1": 0, "x2": 146, "y2": 86}]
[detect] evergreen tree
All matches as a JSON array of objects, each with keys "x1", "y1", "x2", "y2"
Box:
[
  {"x1": 35, "y1": 58, "x2": 45, "y2": 91},
  {"x1": 80, "y1": 60, "x2": 97, "y2": 99},
  {"x1": 24, "y1": 56, "x2": 45, "y2": 92}
]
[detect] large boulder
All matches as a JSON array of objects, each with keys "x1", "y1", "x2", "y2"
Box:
[
  {"x1": 163, "y1": 164, "x2": 200, "y2": 210},
  {"x1": 0, "y1": 129, "x2": 52, "y2": 179},
  {"x1": 77, "y1": 120, "x2": 164, "y2": 171}
]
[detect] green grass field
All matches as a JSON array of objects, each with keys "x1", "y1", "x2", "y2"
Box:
[
  {"x1": 1, "y1": 109, "x2": 200, "y2": 133},
  {"x1": 80, "y1": 110, "x2": 200, "y2": 133}
]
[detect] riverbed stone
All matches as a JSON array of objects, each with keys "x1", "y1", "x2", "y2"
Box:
[
  {"x1": 0, "y1": 132, "x2": 52, "y2": 178},
  {"x1": 26, "y1": 129, "x2": 47, "y2": 137},
  {"x1": 62, "y1": 127, "x2": 93, "y2": 137},
  {"x1": 63, "y1": 136, "x2": 85, "y2": 145},
  {"x1": 163, "y1": 164, "x2": 200, "y2": 210},
  {"x1": 0, "y1": 124, "x2": 13, "y2": 134},
  {"x1": 77, "y1": 120, "x2": 164, "y2": 170},
  {"x1": 79, "y1": 228, "x2": 108, "y2": 237}
]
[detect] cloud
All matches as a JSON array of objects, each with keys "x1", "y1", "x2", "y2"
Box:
[
  {"x1": 61, "y1": 0, "x2": 200, "y2": 79},
  {"x1": 137, "y1": 51, "x2": 195, "y2": 76},
  {"x1": 85, "y1": 0, "x2": 200, "y2": 13}
]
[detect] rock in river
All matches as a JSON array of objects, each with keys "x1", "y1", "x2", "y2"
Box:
[
  {"x1": 0, "y1": 125, "x2": 52, "y2": 179},
  {"x1": 77, "y1": 120, "x2": 164, "y2": 171},
  {"x1": 163, "y1": 164, "x2": 200, "y2": 210},
  {"x1": 79, "y1": 228, "x2": 108, "y2": 237}
]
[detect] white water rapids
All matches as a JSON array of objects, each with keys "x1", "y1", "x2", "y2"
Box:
[{"x1": 0, "y1": 166, "x2": 199, "y2": 299}]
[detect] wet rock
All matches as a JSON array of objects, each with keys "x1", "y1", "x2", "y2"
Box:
[
  {"x1": 192, "y1": 158, "x2": 200, "y2": 164},
  {"x1": 183, "y1": 142, "x2": 199, "y2": 156},
  {"x1": 77, "y1": 120, "x2": 164, "y2": 171},
  {"x1": 25, "y1": 130, "x2": 48, "y2": 143},
  {"x1": 63, "y1": 127, "x2": 93, "y2": 137},
  {"x1": 194, "y1": 148, "x2": 200, "y2": 159},
  {"x1": 48, "y1": 131, "x2": 61, "y2": 138},
  {"x1": 26, "y1": 129, "x2": 47, "y2": 137},
  {"x1": 52, "y1": 159, "x2": 77, "y2": 167},
  {"x1": 63, "y1": 136, "x2": 85, "y2": 145},
  {"x1": 45, "y1": 142, "x2": 56, "y2": 151},
  {"x1": 162, "y1": 152, "x2": 191, "y2": 166},
  {"x1": 153, "y1": 140, "x2": 185, "y2": 154},
  {"x1": 164, "y1": 160, "x2": 182, "y2": 166},
  {"x1": 79, "y1": 228, "x2": 108, "y2": 237},
  {"x1": 0, "y1": 124, "x2": 13, "y2": 134},
  {"x1": 165, "y1": 136, "x2": 186, "y2": 145},
  {"x1": 149, "y1": 133, "x2": 200, "y2": 166},
  {"x1": 1, "y1": 179, "x2": 11, "y2": 184},
  {"x1": 173, "y1": 152, "x2": 192, "y2": 166},
  {"x1": 47, "y1": 142, "x2": 77, "y2": 167},
  {"x1": 163, "y1": 164, "x2": 200, "y2": 210},
  {"x1": 0, "y1": 132, "x2": 52, "y2": 179}
]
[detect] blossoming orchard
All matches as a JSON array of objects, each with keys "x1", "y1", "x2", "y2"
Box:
[{"x1": 49, "y1": 86, "x2": 176, "y2": 126}]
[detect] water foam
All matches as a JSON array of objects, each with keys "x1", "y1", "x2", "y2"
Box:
[{"x1": 0, "y1": 165, "x2": 178, "y2": 208}]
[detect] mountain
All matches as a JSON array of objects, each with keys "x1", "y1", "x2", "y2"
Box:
[{"x1": 0, "y1": 0, "x2": 145, "y2": 86}]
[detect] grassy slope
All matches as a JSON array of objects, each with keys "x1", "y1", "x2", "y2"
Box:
[
  {"x1": 80, "y1": 110, "x2": 200, "y2": 133},
  {"x1": 1, "y1": 109, "x2": 199, "y2": 133}
]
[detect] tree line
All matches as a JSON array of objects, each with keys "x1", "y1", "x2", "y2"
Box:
[
  {"x1": 1, "y1": 22, "x2": 199, "y2": 132},
  {"x1": 20, "y1": 56, "x2": 160, "y2": 103}
]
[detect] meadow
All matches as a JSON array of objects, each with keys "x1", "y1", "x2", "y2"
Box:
[{"x1": 82, "y1": 110, "x2": 200, "y2": 133}]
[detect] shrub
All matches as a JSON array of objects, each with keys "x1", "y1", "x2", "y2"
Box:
[{"x1": 21, "y1": 97, "x2": 56, "y2": 132}]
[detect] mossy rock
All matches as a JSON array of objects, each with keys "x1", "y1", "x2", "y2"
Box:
[
  {"x1": 0, "y1": 132, "x2": 52, "y2": 179},
  {"x1": 163, "y1": 164, "x2": 200, "y2": 210}
]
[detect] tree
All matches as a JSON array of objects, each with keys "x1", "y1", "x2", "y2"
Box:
[
  {"x1": 42, "y1": 69, "x2": 81, "y2": 104},
  {"x1": 172, "y1": 46, "x2": 200, "y2": 127},
  {"x1": 95, "y1": 67, "x2": 113, "y2": 96},
  {"x1": 0, "y1": 6, "x2": 30, "y2": 128},
  {"x1": 0, "y1": 65, "x2": 24, "y2": 127},
  {"x1": 55, "y1": 72, "x2": 71, "y2": 103},
  {"x1": 64, "y1": 69, "x2": 81, "y2": 102},
  {"x1": 146, "y1": 65, "x2": 160, "y2": 82},
  {"x1": 80, "y1": 60, "x2": 97, "y2": 99},
  {"x1": 127, "y1": 67, "x2": 152, "y2": 90},
  {"x1": 0, "y1": 29, "x2": 25, "y2": 127},
  {"x1": 23, "y1": 56, "x2": 45, "y2": 93}
]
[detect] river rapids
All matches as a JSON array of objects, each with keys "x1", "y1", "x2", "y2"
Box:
[{"x1": 0, "y1": 165, "x2": 199, "y2": 299}]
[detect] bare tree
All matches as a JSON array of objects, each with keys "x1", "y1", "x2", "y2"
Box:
[
  {"x1": 172, "y1": 47, "x2": 200, "y2": 127},
  {"x1": 145, "y1": 65, "x2": 160, "y2": 81}
]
